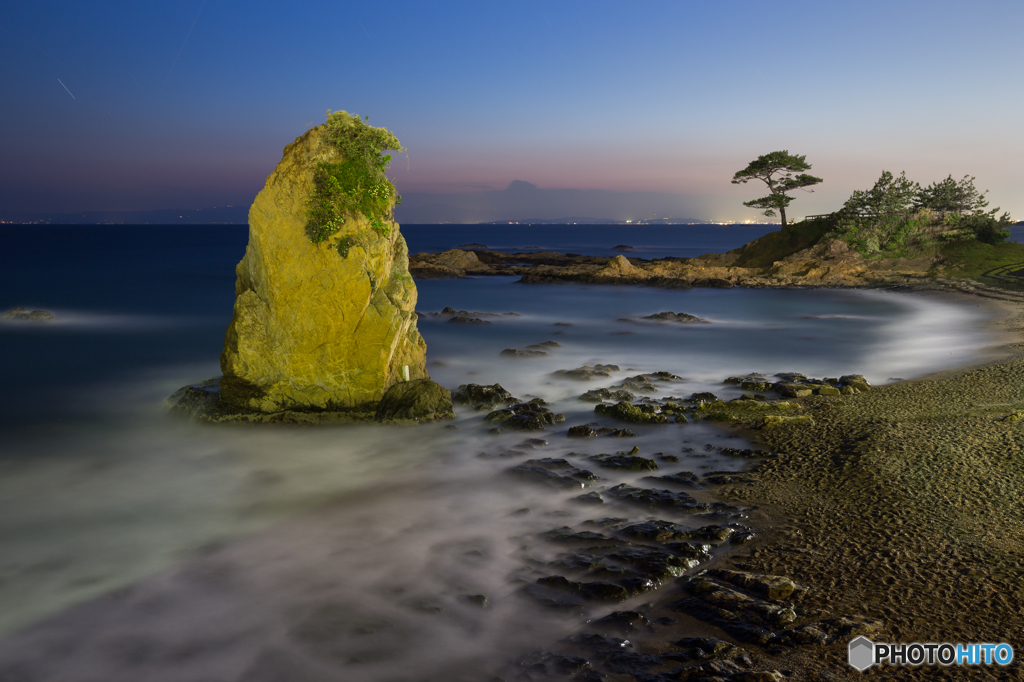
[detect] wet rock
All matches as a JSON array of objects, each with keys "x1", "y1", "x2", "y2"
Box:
[
  {"x1": 477, "y1": 448, "x2": 528, "y2": 459},
  {"x1": 485, "y1": 402, "x2": 566, "y2": 430},
  {"x1": 528, "y1": 341, "x2": 562, "y2": 350},
  {"x1": 574, "y1": 491, "x2": 605, "y2": 505},
  {"x1": 605, "y1": 484, "x2": 708, "y2": 512},
  {"x1": 614, "y1": 375, "x2": 659, "y2": 393},
  {"x1": 603, "y1": 428, "x2": 637, "y2": 437},
  {"x1": 685, "y1": 525, "x2": 741, "y2": 543},
  {"x1": 707, "y1": 569, "x2": 797, "y2": 600},
  {"x1": 2, "y1": 307, "x2": 56, "y2": 321},
  {"x1": 582, "y1": 517, "x2": 630, "y2": 530},
  {"x1": 565, "y1": 633, "x2": 633, "y2": 654},
  {"x1": 568, "y1": 425, "x2": 598, "y2": 438},
  {"x1": 374, "y1": 379, "x2": 457, "y2": 423},
  {"x1": 671, "y1": 636, "x2": 736, "y2": 658},
  {"x1": 521, "y1": 592, "x2": 587, "y2": 615},
  {"x1": 554, "y1": 364, "x2": 620, "y2": 380},
  {"x1": 668, "y1": 597, "x2": 778, "y2": 644},
  {"x1": 167, "y1": 378, "x2": 223, "y2": 420},
  {"x1": 816, "y1": 615, "x2": 883, "y2": 638},
  {"x1": 460, "y1": 594, "x2": 490, "y2": 608},
  {"x1": 512, "y1": 650, "x2": 593, "y2": 676},
  {"x1": 535, "y1": 575, "x2": 630, "y2": 603},
  {"x1": 603, "y1": 545, "x2": 706, "y2": 577},
  {"x1": 509, "y1": 460, "x2": 598, "y2": 490},
  {"x1": 541, "y1": 526, "x2": 623, "y2": 545},
  {"x1": 644, "y1": 471, "x2": 702, "y2": 488},
  {"x1": 550, "y1": 553, "x2": 609, "y2": 572},
  {"x1": 591, "y1": 610, "x2": 653, "y2": 635},
  {"x1": 774, "y1": 383, "x2": 813, "y2": 398},
  {"x1": 500, "y1": 348, "x2": 548, "y2": 358},
  {"x1": 724, "y1": 373, "x2": 766, "y2": 385},
  {"x1": 719, "y1": 447, "x2": 768, "y2": 458},
  {"x1": 595, "y1": 401, "x2": 669, "y2": 424},
  {"x1": 641, "y1": 311, "x2": 711, "y2": 324},
  {"x1": 601, "y1": 650, "x2": 664, "y2": 675},
  {"x1": 616, "y1": 520, "x2": 693, "y2": 543},
  {"x1": 759, "y1": 415, "x2": 814, "y2": 429},
  {"x1": 588, "y1": 453, "x2": 659, "y2": 471},
  {"x1": 452, "y1": 383, "x2": 520, "y2": 408},
  {"x1": 685, "y1": 392, "x2": 721, "y2": 405},
  {"x1": 579, "y1": 387, "x2": 636, "y2": 403},
  {"x1": 741, "y1": 380, "x2": 771, "y2": 391},
  {"x1": 448, "y1": 315, "x2": 490, "y2": 324}
]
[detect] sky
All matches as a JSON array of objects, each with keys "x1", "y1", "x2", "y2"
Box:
[{"x1": 1, "y1": 0, "x2": 1022, "y2": 223}]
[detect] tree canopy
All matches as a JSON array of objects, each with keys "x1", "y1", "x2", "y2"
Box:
[
  {"x1": 835, "y1": 170, "x2": 1012, "y2": 253},
  {"x1": 732, "y1": 151, "x2": 822, "y2": 227},
  {"x1": 915, "y1": 174, "x2": 991, "y2": 214}
]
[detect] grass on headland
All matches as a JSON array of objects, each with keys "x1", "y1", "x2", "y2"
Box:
[{"x1": 729, "y1": 217, "x2": 834, "y2": 268}]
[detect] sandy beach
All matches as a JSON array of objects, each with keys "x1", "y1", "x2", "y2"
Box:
[{"x1": 702, "y1": 289, "x2": 1024, "y2": 680}]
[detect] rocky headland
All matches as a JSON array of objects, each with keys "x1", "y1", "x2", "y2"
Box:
[{"x1": 409, "y1": 218, "x2": 1024, "y2": 294}]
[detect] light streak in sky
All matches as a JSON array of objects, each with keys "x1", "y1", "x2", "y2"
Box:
[{"x1": 57, "y1": 78, "x2": 75, "y2": 99}]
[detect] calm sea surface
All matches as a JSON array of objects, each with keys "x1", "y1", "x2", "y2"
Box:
[{"x1": 0, "y1": 224, "x2": 1000, "y2": 679}]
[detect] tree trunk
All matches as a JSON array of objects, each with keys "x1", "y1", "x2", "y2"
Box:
[{"x1": 779, "y1": 205, "x2": 787, "y2": 227}]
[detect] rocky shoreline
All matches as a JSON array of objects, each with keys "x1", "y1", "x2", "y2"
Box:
[
  {"x1": 407, "y1": 240, "x2": 958, "y2": 289},
  {"x1": 441, "y1": 289, "x2": 1024, "y2": 681},
  {"x1": 705, "y1": 292, "x2": 1024, "y2": 681}
]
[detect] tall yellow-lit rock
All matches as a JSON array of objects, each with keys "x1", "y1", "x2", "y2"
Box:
[{"x1": 218, "y1": 123, "x2": 428, "y2": 414}]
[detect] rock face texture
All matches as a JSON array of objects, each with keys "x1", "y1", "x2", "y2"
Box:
[{"x1": 217, "y1": 124, "x2": 428, "y2": 415}]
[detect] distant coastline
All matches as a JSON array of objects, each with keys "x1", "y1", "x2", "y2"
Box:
[{"x1": 0, "y1": 211, "x2": 778, "y2": 226}]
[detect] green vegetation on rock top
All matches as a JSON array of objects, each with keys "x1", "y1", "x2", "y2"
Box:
[
  {"x1": 727, "y1": 162, "x2": 1016, "y2": 283},
  {"x1": 730, "y1": 217, "x2": 834, "y2": 268},
  {"x1": 830, "y1": 170, "x2": 1012, "y2": 258},
  {"x1": 305, "y1": 110, "x2": 403, "y2": 255}
]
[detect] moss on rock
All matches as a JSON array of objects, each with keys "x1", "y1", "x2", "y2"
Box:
[{"x1": 595, "y1": 401, "x2": 670, "y2": 424}]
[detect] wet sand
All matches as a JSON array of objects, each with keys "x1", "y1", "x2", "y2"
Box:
[{"x1": 711, "y1": 290, "x2": 1024, "y2": 680}]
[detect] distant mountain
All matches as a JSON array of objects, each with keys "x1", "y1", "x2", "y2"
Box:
[
  {"x1": 0, "y1": 206, "x2": 249, "y2": 225},
  {"x1": 394, "y1": 180, "x2": 718, "y2": 225},
  {"x1": 476, "y1": 217, "x2": 714, "y2": 225}
]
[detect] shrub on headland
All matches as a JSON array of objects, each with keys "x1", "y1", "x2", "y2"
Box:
[{"x1": 829, "y1": 171, "x2": 1012, "y2": 257}]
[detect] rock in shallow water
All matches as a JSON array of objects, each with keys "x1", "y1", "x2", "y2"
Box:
[
  {"x1": 642, "y1": 311, "x2": 710, "y2": 324},
  {"x1": 554, "y1": 364, "x2": 620, "y2": 380},
  {"x1": 217, "y1": 120, "x2": 427, "y2": 415},
  {"x1": 374, "y1": 379, "x2": 456, "y2": 423},
  {"x1": 2, "y1": 307, "x2": 56, "y2": 322},
  {"x1": 485, "y1": 402, "x2": 565, "y2": 430},
  {"x1": 595, "y1": 401, "x2": 669, "y2": 424}
]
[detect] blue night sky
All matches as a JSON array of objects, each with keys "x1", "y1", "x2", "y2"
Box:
[{"x1": 2, "y1": 0, "x2": 1022, "y2": 221}]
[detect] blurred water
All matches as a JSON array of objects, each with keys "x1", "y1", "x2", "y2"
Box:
[{"x1": 0, "y1": 226, "x2": 997, "y2": 679}]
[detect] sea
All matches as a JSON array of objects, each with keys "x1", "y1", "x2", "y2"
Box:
[{"x1": 0, "y1": 224, "x2": 1001, "y2": 680}]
